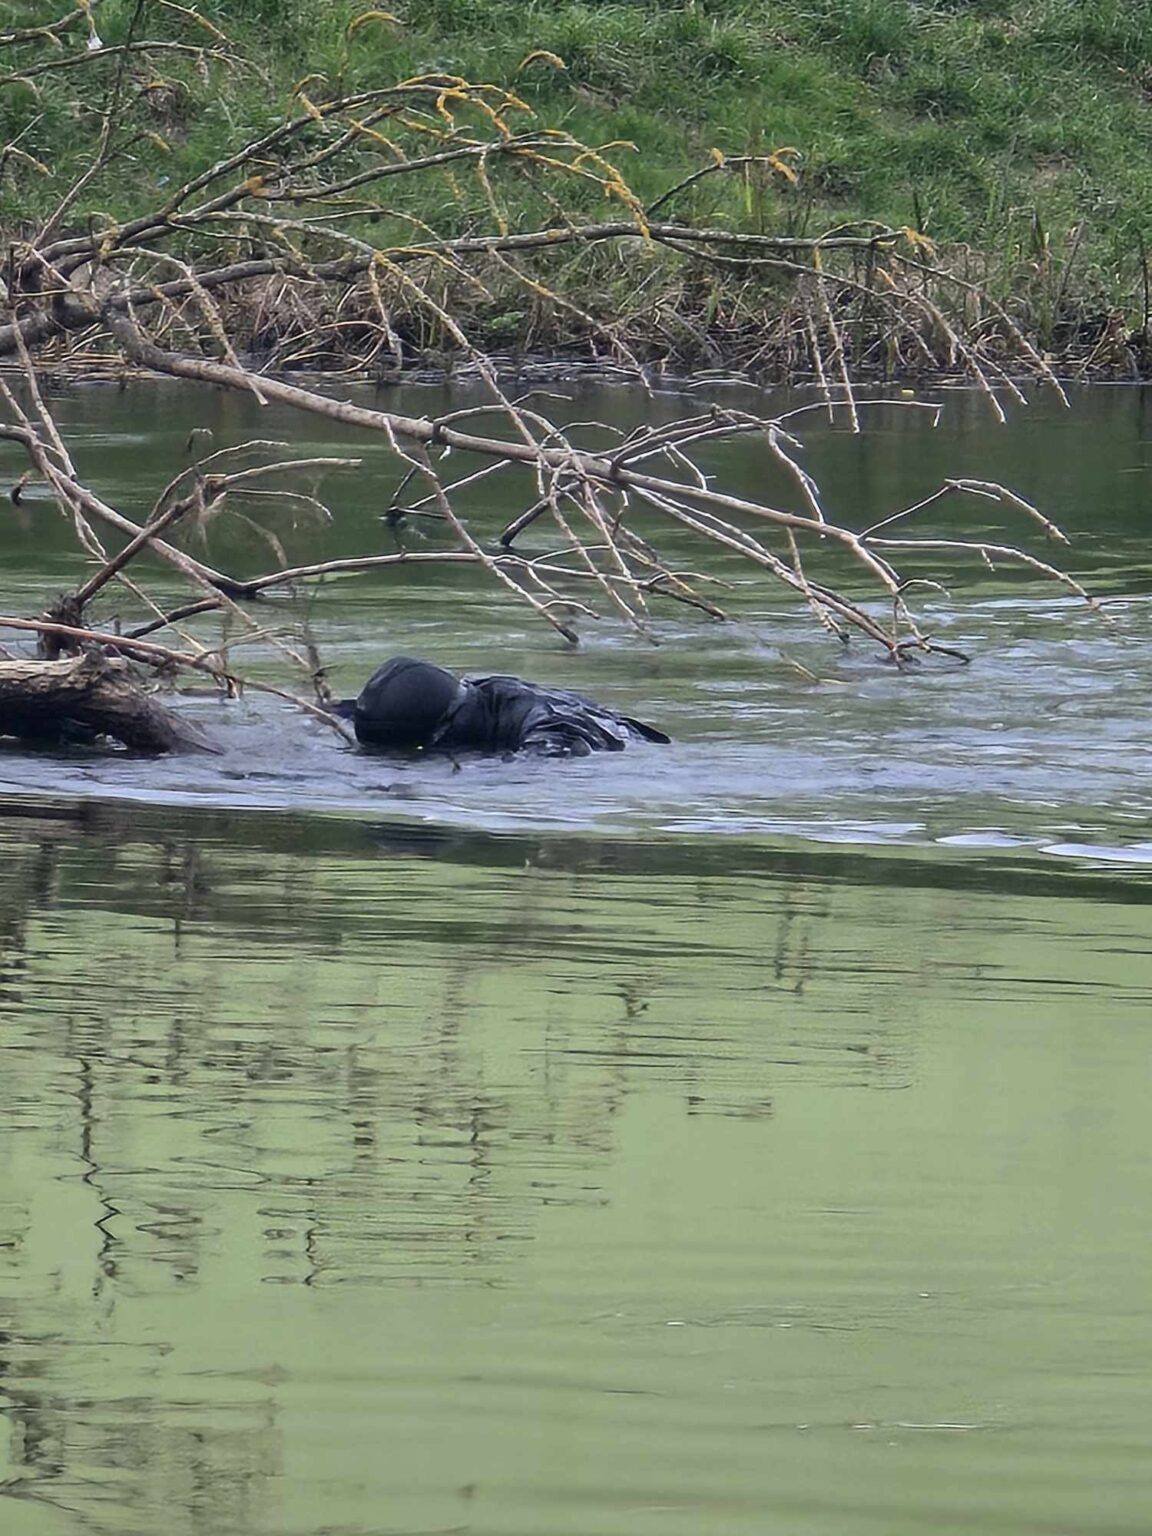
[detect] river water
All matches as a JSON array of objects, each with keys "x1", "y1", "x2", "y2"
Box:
[{"x1": 2, "y1": 379, "x2": 1152, "y2": 1535}]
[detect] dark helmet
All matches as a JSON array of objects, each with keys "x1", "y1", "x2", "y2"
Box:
[{"x1": 342, "y1": 656, "x2": 462, "y2": 749}]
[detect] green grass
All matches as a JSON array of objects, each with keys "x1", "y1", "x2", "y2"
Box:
[
  {"x1": 6, "y1": 0, "x2": 1152, "y2": 342},
  {"x1": 361, "y1": 0, "x2": 1152, "y2": 307}
]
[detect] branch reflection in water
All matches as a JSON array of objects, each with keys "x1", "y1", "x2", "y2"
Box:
[{"x1": 3, "y1": 801, "x2": 1152, "y2": 1534}]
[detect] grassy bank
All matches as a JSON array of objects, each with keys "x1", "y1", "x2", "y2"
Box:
[{"x1": 6, "y1": 0, "x2": 1152, "y2": 369}]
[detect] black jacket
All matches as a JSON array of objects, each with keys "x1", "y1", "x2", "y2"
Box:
[{"x1": 334, "y1": 657, "x2": 670, "y2": 757}]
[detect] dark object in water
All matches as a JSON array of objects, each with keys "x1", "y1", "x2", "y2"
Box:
[{"x1": 333, "y1": 656, "x2": 671, "y2": 757}]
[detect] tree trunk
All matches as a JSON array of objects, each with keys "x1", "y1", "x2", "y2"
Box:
[{"x1": 0, "y1": 653, "x2": 216, "y2": 754}]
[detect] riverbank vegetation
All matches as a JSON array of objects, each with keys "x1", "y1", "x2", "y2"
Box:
[
  {"x1": 0, "y1": 1, "x2": 1106, "y2": 739},
  {"x1": 5, "y1": 1, "x2": 1152, "y2": 372}
]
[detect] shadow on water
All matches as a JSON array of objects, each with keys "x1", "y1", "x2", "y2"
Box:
[{"x1": 3, "y1": 791, "x2": 1152, "y2": 905}]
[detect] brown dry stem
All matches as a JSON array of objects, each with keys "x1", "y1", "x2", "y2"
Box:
[{"x1": 0, "y1": 29, "x2": 1098, "y2": 730}]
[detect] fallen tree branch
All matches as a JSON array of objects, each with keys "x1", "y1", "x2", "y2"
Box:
[
  {"x1": 0, "y1": 49, "x2": 1099, "y2": 735},
  {"x1": 0, "y1": 651, "x2": 215, "y2": 753}
]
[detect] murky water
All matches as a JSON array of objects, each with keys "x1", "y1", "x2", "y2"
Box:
[{"x1": 2, "y1": 380, "x2": 1152, "y2": 1534}]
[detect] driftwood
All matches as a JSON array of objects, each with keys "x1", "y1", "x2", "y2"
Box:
[{"x1": 0, "y1": 653, "x2": 216, "y2": 754}]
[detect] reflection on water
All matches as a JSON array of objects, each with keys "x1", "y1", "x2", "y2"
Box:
[
  {"x1": 2, "y1": 802, "x2": 1152, "y2": 1535},
  {"x1": 4, "y1": 383, "x2": 1152, "y2": 1533}
]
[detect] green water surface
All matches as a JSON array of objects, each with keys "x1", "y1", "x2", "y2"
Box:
[{"x1": 2, "y1": 380, "x2": 1152, "y2": 1534}]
